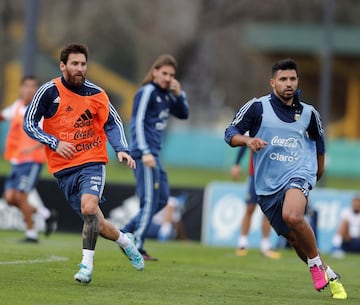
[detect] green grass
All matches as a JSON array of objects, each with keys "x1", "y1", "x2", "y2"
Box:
[
  {"x1": 0, "y1": 158, "x2": 233, "y2": 188},
  {"x1": 1, "y1": 158, "x2": 360, "y2": 189},
  {"x1": 0, "y1": 230, "x2": 359, "y2": 305}
]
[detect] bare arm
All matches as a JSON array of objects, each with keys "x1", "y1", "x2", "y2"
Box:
[{"x1": 230, "y1": 134, "x2": 268, "y2": 153}]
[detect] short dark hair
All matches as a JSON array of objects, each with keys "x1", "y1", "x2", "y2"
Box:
[
  {"x1": 21, "y1": 75, "x2": 38, "y2": 85},
  {"x1": 60, "y1": 43, "x2": 89, "y2": 64},
  {"x1": 271, "y1": 58, "x2": 298, "y2": 76}
]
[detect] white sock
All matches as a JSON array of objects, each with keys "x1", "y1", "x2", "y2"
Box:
[
  {"x1": 332, "y1": 234, "x2": 342, "y2": 248},
  {"x1": 326, "y1": 266, "x2": 338, "y2": 281},
  {"x1": 307, "y1": 255, "x2": 322, "y2": 268},
  {"x1": 81, "y1": 249, "x2": 94, "y2": 271},
  {"x1": 158, "y1": 222, "x2": 172, "y2": 240},
  {"x1": 260, "y1": 238, "x2": 271, "y2": 252},
  {"x1": 238, "y1": 235, "x2": 248, "y2": 249},
  {"x1": 116, "y1": 231, "x2": 131, "y2": 248},
  {"x1": 37, "y1": 206, "x2": 51, "y2": 219},
  {"x1": 25, "y1": 229, "x2": 38, "y2": 239}
]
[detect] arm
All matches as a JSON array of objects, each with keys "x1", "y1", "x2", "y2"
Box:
[
  {"x1": 133, "y1": 86, "x2": 157, "y2": 167},
  {"x1": 0, "y1": 102, "x2": 17, "y2": 121},
  {"x1": 105, "y1": 102, "x2": 129, "y2": 153},
  {"x1": 105, "y1": 102, "x2": 136, "y2": 169},
  {"x1": 23, "y1": 82, "x2": 60, "y2": 151},
  {"x1": 169, "y1": 79, "x2": 189, "y2": 119},
  {"x1": 307, "y1": 109, "x2": 326, "y2": 181},
  {"x1": 225, "y1": 99, "x2": 267, "y2": 152}
]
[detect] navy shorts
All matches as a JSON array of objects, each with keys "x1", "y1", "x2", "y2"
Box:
[
  {"x1": 257, "y1": 178, "x2": 312, "y2": 237},
  {"x1": 56, "y1": 164, "x2": 106, "y2": 217},
  {"x1": 4, "y1": 162, "x2": 43, "y2": 193}
]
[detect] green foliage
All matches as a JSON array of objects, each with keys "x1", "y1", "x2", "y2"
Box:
[{"x1": 1, "y1": 231, "x2": 360, "y2": 305}]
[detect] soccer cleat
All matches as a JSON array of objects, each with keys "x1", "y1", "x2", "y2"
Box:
[
  {"x1": 122, "y1": 233, "x2": 145, "y2": 270},
  {"x1": 74, "y1": 263, "x2": 92, "y2": 284},
  {"x1": 20, "y1": 237, "x2": 39, "y2": 243},
  {"x1": 45, "y1": 209, "x2": 58, "y2": 237},
  {"x1": 261, "y1": 249, "x2": 282, "y2": 259},
  {"x1": 236, "y1": 247, "x2": 248, "y2": 257},
  {"x1": 140, "y1": 249, "x2": 158, "y2": 261},
  {"x1": 329, "y1": 279, "x2": 347, "y2": 299},
  {"x1": 310, "y1": 265, "x2": 328, "y2": 291}
]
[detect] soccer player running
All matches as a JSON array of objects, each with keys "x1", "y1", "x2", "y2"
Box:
[
  {"x1": 122, "y1": 54, "x2": 189, "y2": 261},
  {"x1": 23, "y1": 43, "x2": 144, "y2": 284},
  {"x1": 0, "y1": 76, "x2": 56, "y2": 242},
  {"x1": 225, "y1": 58, "x2": 347, "y2": 299}
]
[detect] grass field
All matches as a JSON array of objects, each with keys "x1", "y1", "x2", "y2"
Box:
[
  {"x1": 0, "y1": 230, "x2": 359, "y2": 305},
  {"x1": 1, "y1": 158, "x2": 360, "y2": 190}
]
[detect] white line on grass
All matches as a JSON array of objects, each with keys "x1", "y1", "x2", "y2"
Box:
[{"x1": 0, "y1": 255, "x2": 69, "y2": 265}]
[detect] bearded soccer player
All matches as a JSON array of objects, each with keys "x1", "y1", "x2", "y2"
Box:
[{"x1": 24, "y1": 43, "x2": 144, "y2": 284}]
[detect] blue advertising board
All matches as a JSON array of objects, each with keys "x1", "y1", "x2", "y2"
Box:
[{"x1": 201, "y1": 182, "x2": 356, "y2": 253}]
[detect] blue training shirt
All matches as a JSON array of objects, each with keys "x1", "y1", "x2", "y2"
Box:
[
  {"x1": 253, "y1": 95, "x2": 318, "y2": 195},
  {"x1": 130, "y1": 82, "x2": 189, "y2": 158},
  {"x1": 224, "y1": 91, "x2": 325, "y2": 155}
]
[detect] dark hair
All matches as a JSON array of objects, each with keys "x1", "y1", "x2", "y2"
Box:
[
  {"x1": 60, "y1": 43, "x2": 89, "y2": 64},
  {"x1": 271, "y1": 58, "x2": 298, "y2": 76},
  {"x1": 21, "y1": 75, "x2": 38, "y2": 85},
  {"x1": 142, "y1": 54, "x2": 178, "y2": 85}
]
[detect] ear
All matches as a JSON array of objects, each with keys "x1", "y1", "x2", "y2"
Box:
[
  {"x1": 270, "y1": 78, "x2": 275, "y2": 88},
  {"x1": 151, "y1": 68, "x2": 158, "y2": 79},
  {"x1": 59, "y1": 61, "x2": 65, "y2": 72}
]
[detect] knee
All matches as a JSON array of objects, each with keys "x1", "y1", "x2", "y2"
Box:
[
  {"x1": 282, "y1": 211, "x2": 303, "y2": 228},
  {"x1": 81, "y1": 195, "x2": 99, "y2": 215},
  {"x1": 4, "y1": 191, "x2": 17, "y2": 206}
]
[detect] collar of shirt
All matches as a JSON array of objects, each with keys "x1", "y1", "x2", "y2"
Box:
[{"x1": 270, "y1": 91, "x2": 303, "y2": 123}]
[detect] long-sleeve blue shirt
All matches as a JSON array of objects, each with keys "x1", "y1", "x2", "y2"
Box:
[{"x1": 130, "y1": 82, "x2": 189, "y2": 158}]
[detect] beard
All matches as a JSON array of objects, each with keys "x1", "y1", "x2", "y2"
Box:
[{"x1": 67, "y1": 74, "x2": 85, "y2": 88}]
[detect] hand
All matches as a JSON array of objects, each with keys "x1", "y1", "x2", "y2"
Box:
[
  {"x1": 231, "y1": 165, "x2": 241, "y2": 181},
  {"x1": 246, "y1": 137, "x2": 267, "y2": 153},
  {"x1": 142, "y1": 153, "x2": 156, "y2": 168},
  {"x1": 170, "y1": 79, "x2": 181, "y2": 96},
  {"x1": 56, "y1": 141, "x2": 76, "y2": 159},
  {"x1": 117, "y1": 152, "x2": 136, "y2": 169}
]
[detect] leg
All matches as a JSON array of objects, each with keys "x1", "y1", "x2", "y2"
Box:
[
  {"x1": 131, "y1": 162, "x2": 163, "y2": 251},
  {"x1": 260, "y1": 216, "x2": 281, "y2": 259},
  {"x1": 282, "y1": 189, "x2": 318, "y2": 259},
  {"x1": 282, "y1": 188, "x2": 330, "y2": 291},
  {"x1": 236, "y1": 203, "x2": 256, "y2": 256},
  {"x1": 236, "y1": 175, "x2": 256, "y2": 256}
]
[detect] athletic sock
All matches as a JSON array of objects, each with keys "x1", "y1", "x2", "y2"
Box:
[
  {"x1": 260, "y1": 238, "x2": 271, "y2": 252},
  {"x1": 116, "y1": 231, "x2": 131, "y2": 248},
  {"x1": 25, "y1": 229, "x2": 38, "y2": 239},
  {"x1": 307, "y1": 255, "x2": 322, "y2": 268},
  {"x1": 238, "y1": 235, "x2": 248, "y2": 249},
  {"x1": 37, "y1": 205, "x2": 51, "y2": 219},
  {"x1": 81, "y1": 249, "x2": 94, "y2": 271},
  {"x1": 326, "y1": 266, "x2": 338, "y2": 280}
]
